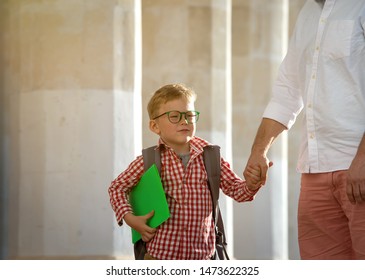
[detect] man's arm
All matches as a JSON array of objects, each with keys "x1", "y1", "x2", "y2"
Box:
[
  {"x1": 243, "y1": 118, "x2": 287, "y2": 188},
  {"x1": 347, "y1": 133, "x2": 365, "y2": 204}
]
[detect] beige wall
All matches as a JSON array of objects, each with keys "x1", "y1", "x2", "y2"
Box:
[
  {"x1": 0, "y1": 0, "x2": 123, "y2": 259},
  {"x1": 0, "y1": 0, "x2": 306, "y2": 259}
]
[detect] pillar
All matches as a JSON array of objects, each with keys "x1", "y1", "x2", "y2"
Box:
[
  {"x1": 141, "y1": 0, "x2": 234, "y2": 257},
  {"x1": 232, "y1": 0, "x2": 290, "y2": 259},
  {"x1": 0, "y1": 0, "x2": 141, "y2": 259},
  {"x1": 112, "y1": 0, "x2": 142, "y2": 258},
  {"x1": 210, "y1": 0, "x2": 234, "y2": 257}
]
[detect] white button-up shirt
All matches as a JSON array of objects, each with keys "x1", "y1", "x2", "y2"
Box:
[{"x1": 263, "y1": 0, "x2": 365, "y2": 173}]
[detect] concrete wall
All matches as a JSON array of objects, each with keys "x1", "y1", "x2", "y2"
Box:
[
  {"x1": 0, "y1": 0, "x2": 137, "y2": 259},
  {"x1": 0, "y1": 0, "x2": 306, "y2": 260}
]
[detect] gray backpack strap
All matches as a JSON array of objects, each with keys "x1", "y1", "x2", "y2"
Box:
[
  {"x1": 203, "y1": 145, "x2": 221, "y2": 207},
  {"x1": 203, "y1": 145, "x2": 229, "y2": 260},
  {"x1": 142, "y1": 145, "x2": 161, "y2": 173}
]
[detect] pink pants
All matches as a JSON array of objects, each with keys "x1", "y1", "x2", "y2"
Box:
[{"x1": 298, "y1": 171, "x2": 365, "y2": 260}]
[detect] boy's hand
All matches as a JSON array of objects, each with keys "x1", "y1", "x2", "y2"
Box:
[{"x1": 124, "y1": 211, "x2": 157, "y2": 242}]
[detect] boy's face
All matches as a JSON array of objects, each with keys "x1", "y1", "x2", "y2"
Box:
[{"x1": 149, "y1": 97, "x2": 196, "y2": 154}]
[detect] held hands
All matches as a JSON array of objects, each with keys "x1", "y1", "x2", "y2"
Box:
[
  {"x1": 244, "y1": 153, "x2": 273, "y2": 190},
  {"x1": 243, "y1": 118, "x2": 284, "y2": 190},
  {"x1": 244, "y1": 165, "x2": 263, "y2": 191},
  {"x1": 124, "y1": 211, "x2": 157, "y2": 242}
]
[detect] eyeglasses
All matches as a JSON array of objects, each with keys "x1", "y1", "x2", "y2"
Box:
[{"x1": 153, "y1": 110, "x2": 200, "y2": 124}]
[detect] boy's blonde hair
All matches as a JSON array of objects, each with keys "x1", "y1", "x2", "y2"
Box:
[{"x1": 147, "y1": 84, "x2": 197, "y2": 119}]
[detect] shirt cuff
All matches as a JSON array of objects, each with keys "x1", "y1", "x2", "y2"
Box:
[
  {"x1": 243, "y1": 182, "x2": 260, "y2": 198},
  {"x1": 263, "y1": 101, "x2": 299, "y2": 130},
  {"x1": 117, "y1": 206, "x2": 133, "y2": 226}
]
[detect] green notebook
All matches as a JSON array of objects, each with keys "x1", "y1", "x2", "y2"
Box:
[{"x1": 129, "y1": 164, "x2": 170, "y2": 244}]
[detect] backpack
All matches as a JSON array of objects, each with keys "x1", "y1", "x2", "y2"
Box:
[{"x1": 133, "y1": 145, "x2": 229, "y2": 260}]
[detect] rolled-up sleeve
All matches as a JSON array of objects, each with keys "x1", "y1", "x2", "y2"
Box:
[
  {"x1": 108, "y1": 156, "x2": 144, "y2": 226},
  {"x1": 263, "y1": 31, "x2": 304, "y2": 130}
]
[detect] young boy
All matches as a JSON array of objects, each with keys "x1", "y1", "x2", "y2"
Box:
[{"x1": 108, "y1": 83, "x2": 261, "y2": 260}]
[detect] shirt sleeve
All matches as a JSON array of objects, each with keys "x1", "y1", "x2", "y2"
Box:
[
  {"x1": 108, "y1": 155, "x2": 144, "y2": 226},
  {"x1": 219, "y1": 157, "x2": 259, "y2": 202},
  {"x1": 263, "y1": 23, "x2": 304, "y2": 130}
]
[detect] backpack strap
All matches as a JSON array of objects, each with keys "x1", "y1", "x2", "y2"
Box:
[
  {"x1": 203, "y1": 145, "x2": 229, "y2": 260},
  {"x1": 203, "y1": 145, "x2": 221, "y2": 210},
  {"x1": 142, "y1": 145, "x2": 161, "y2": 173}
]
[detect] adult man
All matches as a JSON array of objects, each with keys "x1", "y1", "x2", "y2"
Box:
[{"x1": 244, "y1": 0, "x2": 365, "y2": 259}]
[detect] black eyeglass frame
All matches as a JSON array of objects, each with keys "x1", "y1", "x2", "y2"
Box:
[{"x1": 153, "y1": 110, "x2": 200, "y2": 124}]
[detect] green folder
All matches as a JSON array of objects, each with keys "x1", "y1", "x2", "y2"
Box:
[{"x1": 129, "y1": 164, "x2": 170, "y2": 244}]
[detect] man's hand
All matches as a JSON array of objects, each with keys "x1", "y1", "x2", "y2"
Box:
[
  {"x1": 346, "y1": 154, "x2": 365, "y2": 204},
  {"x1": 244, "y1": 153, "x2": 273, "y2": 190},
  {"x1": 243, "y1": 118, "x2": 286, "y2": 190}
]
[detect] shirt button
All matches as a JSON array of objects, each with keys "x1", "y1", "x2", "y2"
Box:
[
  {"x1": 308, "y1": 103, "x2": 312, "y2": 108},
  {"x1": 312, "y1": 74, "x2": 316, "y2": 79},
  {"x1": 309, "y1": 133, "x2": 315, "y2": 139}
]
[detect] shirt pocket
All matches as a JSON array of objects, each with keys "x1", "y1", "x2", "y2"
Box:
[{"x1": 322, "y1": 20, "x2": 355, "y2": 59}]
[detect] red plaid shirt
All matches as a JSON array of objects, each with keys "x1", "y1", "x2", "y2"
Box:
[{"x1": 108, "y1": 136, "x2": 259, "y2": 260}]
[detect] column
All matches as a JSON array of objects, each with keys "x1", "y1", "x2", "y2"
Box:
[
  {"x1": 210, "y1": 0, "x2": 234, "y2": 258},
  {"x1": 232, "y1": 0, "x2": 289, "y2": 259},
  {"x1": 0, "y1": 0, "x2": 141, "y2": 259},
  {"x1": 141, "y1": 0, "x2": 234, "y2": 258},
  {"x1": 112, "y1": 0, "x2": 142, "y2": 258}
]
